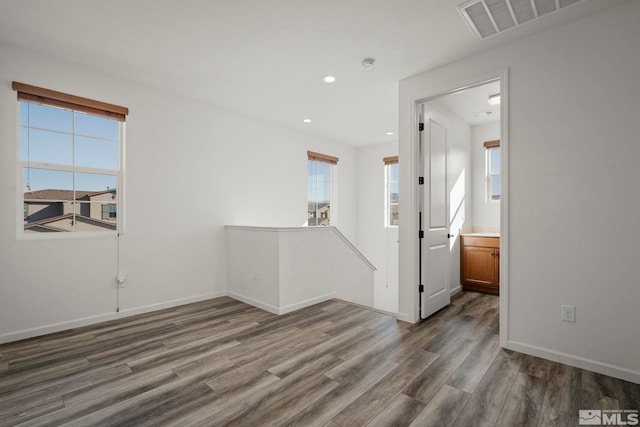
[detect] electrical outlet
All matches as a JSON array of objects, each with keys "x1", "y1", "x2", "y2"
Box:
[
  {"x1": 253, "y1": 272, "x2": 259, "y2": 281},
  {"x1": 561, "y1": 305, "x2": 576, "y2": 322}
]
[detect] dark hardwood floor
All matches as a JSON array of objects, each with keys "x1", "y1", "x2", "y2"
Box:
[{"x1": 1, "y1": 292, "x2": 638, "y2": 426}]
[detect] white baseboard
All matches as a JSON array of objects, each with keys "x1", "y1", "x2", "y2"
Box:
[
  {"x1": 279, "y1": 293, "x2": 336, "y2": 314},
  {"x1": 336, "y1": 298, "x2": 397, "y2": 317},
  {"x1": 450, "y1": 285, "x2": 462, "y2": 296},
  {"x1": 506, "y1": 339, "x2": 640, "y2": 385},
  {"x1": 118, "y1": 291, "x2": 227, "y2": 317},
  {"x1": 0, "y1": 291, "x2": 226, "y2": 344},
  {"x1": 227, "y1": 291, "x2": 337, "y2": 315},
  {"x1": 226, "y1": 291, "x2": 280, "y2": 315},
  {"x1": 395, "y1": 311, "x2": 416, "y2": 324}
]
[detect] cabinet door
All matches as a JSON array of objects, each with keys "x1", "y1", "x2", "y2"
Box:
[{"x1": 462, "y1": 246, "x2": 496, "y2": 286}]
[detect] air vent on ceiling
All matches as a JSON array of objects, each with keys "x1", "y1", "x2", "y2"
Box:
[{"x1": 458, "y1": 0, "x2": 583, "y2": 40}]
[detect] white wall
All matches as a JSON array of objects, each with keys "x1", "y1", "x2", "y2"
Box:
[
  {"x1": 471, "y1": 121, "x2": 500, "y2": 232},
  {"x1": 0, "y1": 42, "x2": 359, "y2": 342},
  {"x1": 281, "y1": 229, "x2": 374, "y2": 309},
  {"x1": 399, "y1": 0, "x2": 640, "y2": 382},
  {"x1": 356, "y1": 141, "x2": 398, "y2": 313},
  {"x1": 226, "y1": 226, "x2": 374, "y2": 314},
  {"x1": 226, "y1": 228, "x2": 280, "y2": 309}
]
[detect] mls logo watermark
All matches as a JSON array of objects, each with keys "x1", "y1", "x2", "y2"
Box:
[
  {"x1": 579, "y1": 409, "x2": 639, "y2": 426},
  {"x1": 580, "y1": 410, "x2": 602, "y2": 425}
]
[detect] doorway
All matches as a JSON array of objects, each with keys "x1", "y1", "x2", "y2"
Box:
[{"x1": 413, "y1": 77, "x2": 506, "y2": 334}]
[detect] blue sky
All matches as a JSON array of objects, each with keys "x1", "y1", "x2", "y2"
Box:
[
  {"x1": 389, "y1": 163, "x2": 399, "y2": 197},
  {"x1": 20, "y1": 102, "x2": 119, "y2": 193}
]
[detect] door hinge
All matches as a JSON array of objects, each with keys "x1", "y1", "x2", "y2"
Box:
[
  {"x1": 418, "y1": 230, "x2": 424, "y2": 239},
  {"x1": 418, "y1": 177, "x2": 424, "y2": 185},
  {"x1": 418, "y1": 123, "x2": 424, "y2": 131},
  {"x1": 419, "y1": 284, "x2": 424, "y2": 293}
]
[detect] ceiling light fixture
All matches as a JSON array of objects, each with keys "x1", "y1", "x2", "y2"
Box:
[
  {"x1": 488, "y1": 94, "x2": 501, "y2": 106},
  {"x1": 472, "y1": 111, "x2": 493, "y2": 118},
  {"x1": 360, "y1": 58, "x2": 375, "y2": 72},
  {"x1": 323, "y1": 75, "x2": 336, "y2": 83},
  {"x1": 303, "y1": 118, "x2": 311, "y2": 123},
  {"x1": 386, "y1": 132, "x2": 394, "y2": 136}
]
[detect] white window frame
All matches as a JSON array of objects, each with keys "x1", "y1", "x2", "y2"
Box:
[
  {"x1": 307, "y1": 152, "x2": 337, "y2": 227},
  {"x1": 330, "y1": 165, "x2": 338, "y2": 227},
  {"x1": 16, "y1": 102, "x2": 126, "y2": 240},
  {"x1": 385, "y1": 161, "x2": 399, "y2": 228},
  {"x1": 486, "y1": 142, "x2": 500, "y2": 203}
]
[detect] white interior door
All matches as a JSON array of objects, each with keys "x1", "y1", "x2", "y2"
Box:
[{"x1": 420, "y1": 104, "x2": 451, "y2": 319}]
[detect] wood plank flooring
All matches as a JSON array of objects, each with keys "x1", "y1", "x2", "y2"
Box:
[{"x1": 1, "y1": 292, "x2": 638, "y2": 426}]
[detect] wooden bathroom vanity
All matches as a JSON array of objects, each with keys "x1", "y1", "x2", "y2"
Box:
[{"x1": 460, "y1": 234, "x2": 500, "y2": 295}]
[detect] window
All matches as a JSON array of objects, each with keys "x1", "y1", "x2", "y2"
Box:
[
  {"x1": 14, "y1": 82, "x2": 128, "y2": 235},
  {"x1": 101, "y1": 204, "x2": 117, "y2": 220},
  {"x1": 307, "y1": 151, "x2": 338, "y2": 226},
  {"x1": 485, "y1": 140, "x2": 500, "y2": 201},
  {"x1": 384, "y1": 156, "x2": 399, "y2": 227}
]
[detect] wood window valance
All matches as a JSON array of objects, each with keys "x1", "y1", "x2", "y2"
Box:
[
  {"x1": 12, "y1": 81, "x2": 129, "y2": 122},
  {"x1": 383, "y1": 156, "x2": 398, "y2": 165},
  {"x1": 307, "y1": 151, "x2": 338, "y2": 164},
  {"x1": 483, "y1": 140, "x2": 500, "y2": 149}
]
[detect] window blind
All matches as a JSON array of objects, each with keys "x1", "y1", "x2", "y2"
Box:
[
  {"x1": 307, "y1": 151, "x2": 338, "y2": 164},
  {"x1": 383, "y1": 156, "x2": 398, "y2": 165},
  {"x1": 483, "y1": 140, "x2": 500, "y2": 149},
  {"x1": 12, "y1": 81, "x2": 129, "y2": 122}
]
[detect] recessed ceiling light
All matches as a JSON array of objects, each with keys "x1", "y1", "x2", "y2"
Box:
[
  {"x1": 488, "y1": 94, "x2": 501, "y2": 106},
  {"x1": 303, "y1": 118, "x2": 311, "y2": 123},
  {"x1": 323, "y1": 75, "x2": 336, "y2": 83},
  {"x1": 386, "y1": 132, "x2": 394, "y2": 136}
]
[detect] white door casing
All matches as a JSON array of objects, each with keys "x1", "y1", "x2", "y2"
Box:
[{"x1": 420, "y1": 104, "x2": 451, "y2": 319}]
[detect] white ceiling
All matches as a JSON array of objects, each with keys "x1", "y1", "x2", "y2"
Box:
[
  {"x1": 438, "y1": 80, "x2": 501, "y2": 126},
  {"x1": 0, "y1": 0, "x2": 627, "y2": 146}
]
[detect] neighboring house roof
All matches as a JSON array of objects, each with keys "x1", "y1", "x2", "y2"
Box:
[
  {"x1": 24, "y1": 213, "x2": 117, "y2": 231},
  {"x1": 308, "y1": 202, "x2": 330, "y2": 210},
  {"x1": 24, "y1": 189, "x2": 116, "y2": 201},
  {"x1": 84, "y1": 189, "x2": 117, "y2": 198},
  {"x1": 23, "y1": 224, "x2": 66, "y2": 233}
]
